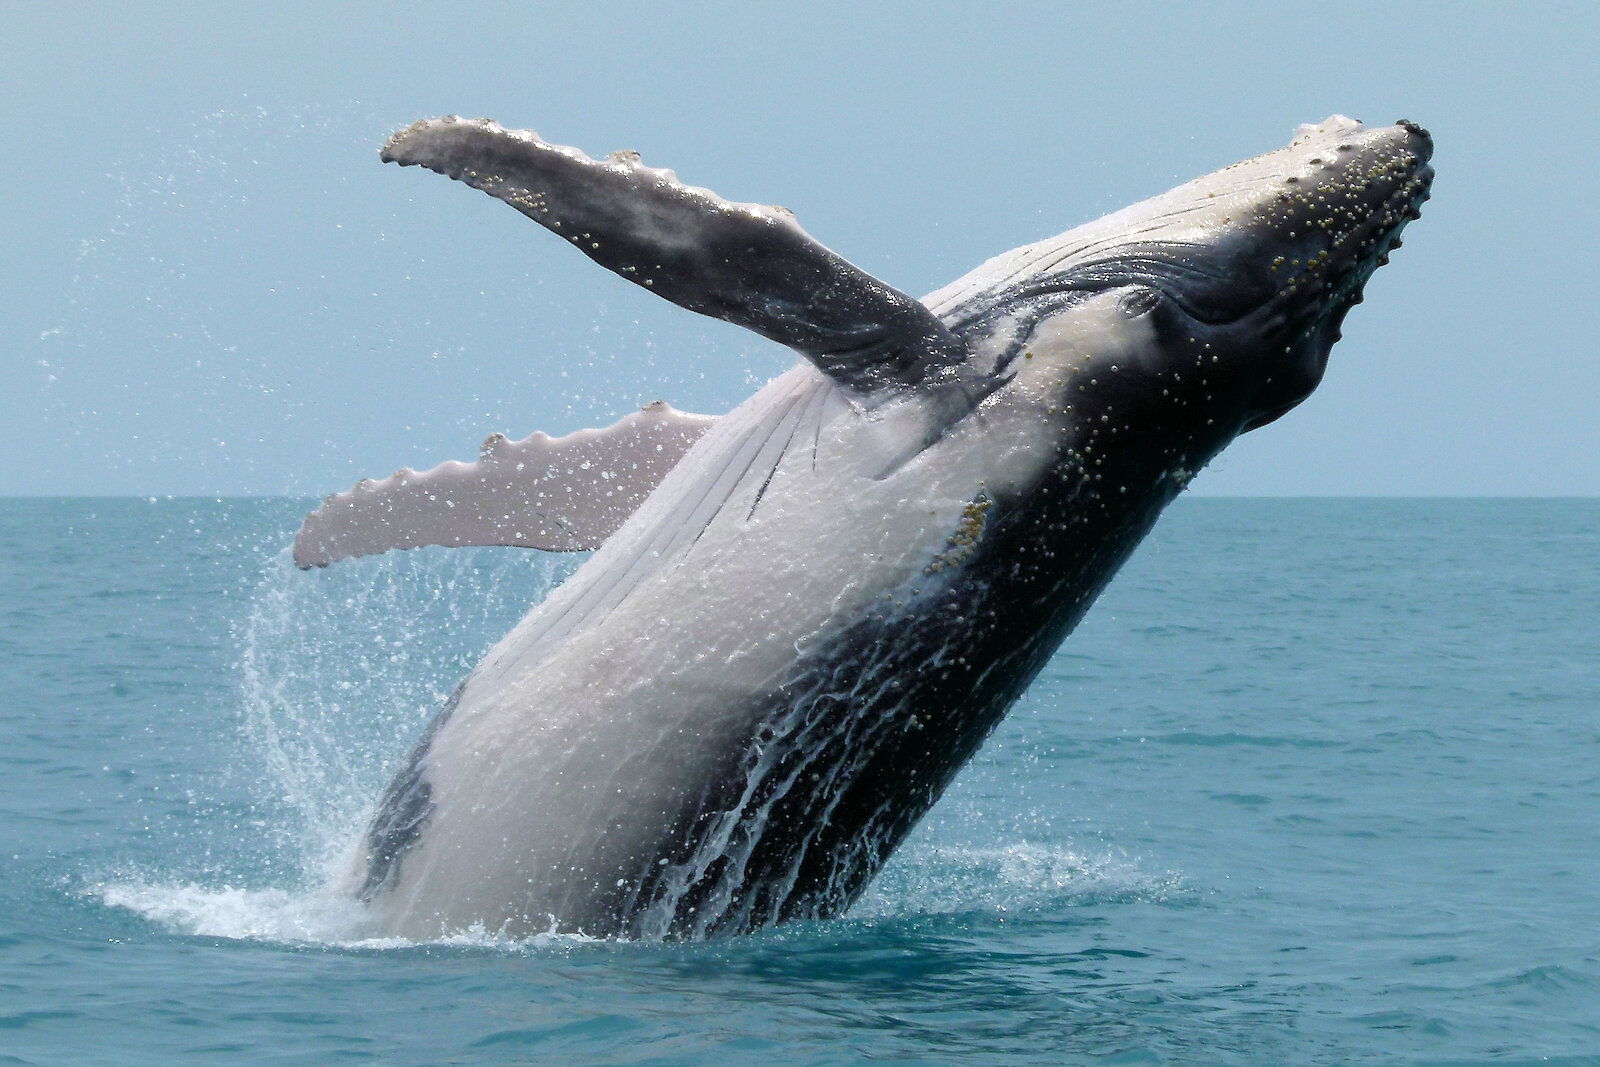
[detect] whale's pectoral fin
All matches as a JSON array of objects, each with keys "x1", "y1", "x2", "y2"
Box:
[
  {"x1": 293, "y1": 402, "x2": 716, "y2": 569},
  {"x1": 382, "y1": 117, "x2": 970, "y2": 403}
]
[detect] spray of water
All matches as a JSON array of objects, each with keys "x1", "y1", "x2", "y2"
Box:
[
  {"x1": 97, "y1": 534, "x2": 1181, "y2": 944},
  {"x1": 97, "y1": 539, "x2": 579, "y2": 944},
  {"x1": 235, "y1": 544, "x2": 580, "y2": 881},
  {"x1": 99, "y1": 540, "x2": 1175, "y2": 944}
]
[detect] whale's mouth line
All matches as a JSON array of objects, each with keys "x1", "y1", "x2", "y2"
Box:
[
  {"x1": 1240, "y1": 399, "x2": 1301, "y2": 433},
  {"x1": 968, "y1": 152, "x2": 1435, "y2": 336}
]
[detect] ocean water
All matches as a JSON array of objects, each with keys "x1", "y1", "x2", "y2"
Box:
[{"x1": 1, "y1": 496, "x2": 1596, "y2": 1065}]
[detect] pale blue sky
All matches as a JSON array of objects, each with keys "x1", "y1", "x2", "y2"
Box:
[{"x1": 4, "y1": 2, "x2": 1596, "y2": 496}]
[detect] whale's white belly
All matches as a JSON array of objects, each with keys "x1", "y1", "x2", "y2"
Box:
[{"x1": 355, "y1": 351, "x2": 1065, "y2": 935}]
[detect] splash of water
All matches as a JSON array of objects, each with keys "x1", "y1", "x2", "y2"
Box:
[
  {"x1": 234, "y1": 543, "x2": 581, "y2": 883},
  {"x1": 99, "y1": 531, "x2": 1173, "y2": 946},
  {"x1": 96, "y1": 877, "x2": 603, "y2": 951},
  {"x1": 854, "y1": 841, "x2": 1185, "y2": 919},
  {"x1": 96, "y1": 539, "x2": 578, "y2": 944},
  {"x1": 95, "y1": 838, "x2": 1177, "y2": 947}
]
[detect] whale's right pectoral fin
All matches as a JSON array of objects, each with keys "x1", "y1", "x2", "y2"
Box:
[
  {"x1": 293, "y1": 402, "x2": 717, "y2": 569},
  {"x1": 382, "y1": 117, "x2": 975, "y2": 406}
]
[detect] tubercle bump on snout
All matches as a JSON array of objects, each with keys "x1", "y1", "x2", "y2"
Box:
[{"x1": 1395, "y1": 119, "x2": 1433, "y2": 148}]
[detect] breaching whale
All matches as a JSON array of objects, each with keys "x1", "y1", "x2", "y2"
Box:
[{"x1": 297, "y1": 115, "x2": 1433, "y2": 940}]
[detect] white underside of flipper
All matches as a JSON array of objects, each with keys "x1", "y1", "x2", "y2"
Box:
[{"x1": 293, "y1": 402, "x2": 716, "y2": 568}]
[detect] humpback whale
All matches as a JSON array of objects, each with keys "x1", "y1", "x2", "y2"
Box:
[{"x1": 298, "y1": 115, "x2": 1433, "y2": 940}]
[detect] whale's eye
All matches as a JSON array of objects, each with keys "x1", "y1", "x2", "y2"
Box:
[{"x1": 1117, "y1": 287, "x2": 1162, "y2": 319}]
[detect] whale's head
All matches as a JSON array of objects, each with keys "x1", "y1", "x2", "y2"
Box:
[
  {"x1": 1124, "y1": 115, "x2": 1435, "y2": 432},
  {"x1": 935, "y1": 116, "x2": 1433, "y2": 447}
]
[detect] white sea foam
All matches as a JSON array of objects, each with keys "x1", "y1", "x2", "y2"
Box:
[
  {"x1": 86, "y1": 542, "x2": 593, "y2": 952},
  {"x1": 98, "y1": 879, "x2": 370, "y2": 944},
  {"x1": 92, "y1": 837, "x2": 1178, "y2": 949},
  {"x1": 93, "y1": 877, "x2": 600, "y2": 951},
  {"x1": 853, "y1": 840, "x2": 1185, "y2": 920},
  {"x1": 232, "y1": 543, "x2": 578, "y2": 879}
]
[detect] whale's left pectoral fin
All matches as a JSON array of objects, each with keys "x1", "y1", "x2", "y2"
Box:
[
  {"x1": 293, "y1": 402, "x2": 716, "y2": 569},
  {"x1": 382, "y1": 117, "x2": 972, "y2": 404}
]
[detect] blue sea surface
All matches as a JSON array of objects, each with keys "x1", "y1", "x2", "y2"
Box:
[{"x1": 1, "y1": 497, "x2": 1596, "y2": 1065}]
